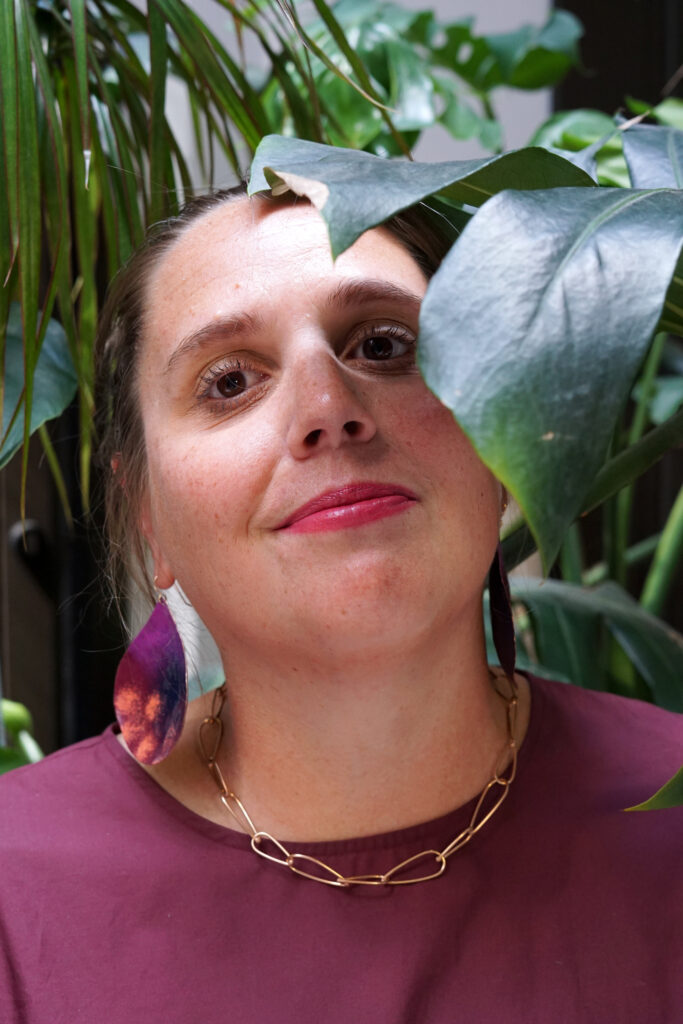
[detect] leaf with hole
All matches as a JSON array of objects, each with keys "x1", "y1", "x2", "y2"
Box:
[{"x1": 484, "y1": 9, "x2": 582, "y2": 90}]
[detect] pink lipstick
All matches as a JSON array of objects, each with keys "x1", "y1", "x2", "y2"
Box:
[{"x1": 276, "y1": 482, "x2": 417, "y2": 534}]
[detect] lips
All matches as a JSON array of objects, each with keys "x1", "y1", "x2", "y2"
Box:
[{"x1": 275, "y1": 482, "x2": 418, "y2": 534}]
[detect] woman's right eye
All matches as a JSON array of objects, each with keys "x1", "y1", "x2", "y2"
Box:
[{"x1": 197, "y1": 360, "x2": 268, "y2": 406}]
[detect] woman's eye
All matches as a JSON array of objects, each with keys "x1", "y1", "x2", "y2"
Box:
[
  {"x1": 198, "y1": 362, "x2": 268, "y2": 404},
  {"x1": 216, "y1": 369, "x2": 249, "y2": 397},
  {"x1": 351, "y1": 327, "x2": 415, "y2": 362}
]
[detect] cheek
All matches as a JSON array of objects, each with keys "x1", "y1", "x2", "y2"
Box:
[
  {"x1": 396, "y1": 386, "x2": 501, "y2": 540},
  {"x1": 143, "y1": 426, "x2": 270, "y2": 562},
  {"x1": 398, "y1": 385, "x2": 495, "y2": 484}
]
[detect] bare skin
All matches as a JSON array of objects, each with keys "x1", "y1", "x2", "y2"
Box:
[{"x1": 117, "y1": 197, "x2": 530, "y2": 842}]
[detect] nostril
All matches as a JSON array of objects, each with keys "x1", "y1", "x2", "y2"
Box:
[
  {"x1": 304, "y1": 429, "x2": 322, "y2": 447},
  {"x1": 344, "y1": 420, "x2": 362, "y2": 437}
]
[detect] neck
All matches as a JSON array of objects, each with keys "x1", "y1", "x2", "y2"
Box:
[{"x1": 143, "y1": 604, "x2": 530, "y2": 842}]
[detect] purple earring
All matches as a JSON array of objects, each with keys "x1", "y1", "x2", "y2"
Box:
[
  {"x1": 488, "y1": 544, "x2": 517, "y2": 686},
  {"x1": 114, "y1": 592, "x2": 188, "y2": 764}
]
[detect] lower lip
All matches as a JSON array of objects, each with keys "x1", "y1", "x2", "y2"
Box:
[{"x1": 281, "y1": 495, "x2": 416, "y2": 534}]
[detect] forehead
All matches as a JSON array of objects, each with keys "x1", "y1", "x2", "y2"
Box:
[{"x1": 142, "y1": 197, "x2": 427, "y2": 348}]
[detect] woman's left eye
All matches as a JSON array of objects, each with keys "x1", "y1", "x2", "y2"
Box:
[{"x1": 349, "y1": 325, "x2": 415, "y2": 362}]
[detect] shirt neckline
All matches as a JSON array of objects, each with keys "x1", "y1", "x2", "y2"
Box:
[{"x1": 101, "y1": 671, "x2": 545, "y2": 857}]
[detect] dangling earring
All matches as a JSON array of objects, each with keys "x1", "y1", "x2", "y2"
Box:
[
  {"x1": 488, "y1": 544, "x2": 517, "y2": 687},
  {"x1": 114, "y1": 587, "x2": 188, "y2": 765}
]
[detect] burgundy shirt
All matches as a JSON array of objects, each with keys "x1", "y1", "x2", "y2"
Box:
[{"x1": 1, "y1": 675, "x2": 681, "y2": 1024}]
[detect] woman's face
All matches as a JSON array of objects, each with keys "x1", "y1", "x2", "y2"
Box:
[{"x1": 137, "y1": 198, "x2": 501, "y2": 665}]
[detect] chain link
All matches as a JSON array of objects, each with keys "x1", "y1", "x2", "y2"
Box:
[{"x1": 199, "y1": 673, "x2": 518, "y2": 888}]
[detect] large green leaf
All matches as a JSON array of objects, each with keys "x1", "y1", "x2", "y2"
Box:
[
  {"x1": 621, "y1": 121, "x2": 683, "y2": 188},
  {"x1": 248, "y1": 134, "x2": 594, "y2": 256},
  {"x1": 519, "y1": 580, "x2": 603, "y2": 691},
  {"x1": 419, "y1": 187, "x2": 683, "y2": 569},
  {"x1": 511, "y1": 577, "x2": 683, "y2": 711},
  {"x1": 0, "y1": 304, "x2": 77, "y2": 468}
]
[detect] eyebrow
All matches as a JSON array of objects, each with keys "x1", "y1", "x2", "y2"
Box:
[
  {"x1": 325, "y1": 278, "x2": 423, "y2": 312},
  {"x1": 163, "y1": 312, "x2": 264, "y2": 376},
  {"x1": 163, "y1": 278, "x2": 422, "y2": 376}
]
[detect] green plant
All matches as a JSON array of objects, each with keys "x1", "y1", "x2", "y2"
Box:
[
  {"x1": 0, "y1": 699, "x2": 44, "y2": 774},
  {"x1": 256, "y1": 1, "x2": 582, "y2": 154}
]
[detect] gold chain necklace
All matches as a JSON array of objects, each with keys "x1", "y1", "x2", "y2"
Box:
[{"x1": 199, "y1": 674, "x2": 518, "y2": 888}]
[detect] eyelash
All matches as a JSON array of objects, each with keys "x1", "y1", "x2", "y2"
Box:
[
  {"x1": 196, "y1": 359, "x2": 266, "y2": 408},
  {"x1": 195, "y1": 322, "x2": 417, "y2": 409},
  {"x1": 347, "y1": 323, "x2": 416, "y2": 363}
]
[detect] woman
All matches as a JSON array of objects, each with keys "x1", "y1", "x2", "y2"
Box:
[{"x1": 1, "y1": 181, "x2": 681, "y2": 1024}]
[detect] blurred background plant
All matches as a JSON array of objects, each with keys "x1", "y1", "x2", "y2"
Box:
[
  {"x1": 0, "y1": 698, "x2": 43, "y2": 773},
  {"x1": 0, "y1": 1, "x2": 681, "y2": 804},
  {"x1": 255, "y1": 0, "x2": 582, "y2": 154}
]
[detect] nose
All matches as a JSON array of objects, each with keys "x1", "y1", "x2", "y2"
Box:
[{"x1": 285, "y1": 351, "x2": 377, "y2": 459}]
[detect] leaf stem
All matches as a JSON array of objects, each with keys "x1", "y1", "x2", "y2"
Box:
[
  {"x1": 38, "y1": 424, "x2": 73, "y2": 529},
  {"x1": 480, "y1": 93, "x2": 502, "y2": 153},
  {"x1": 559, "y1": 521, "x2": 583, "y2": 582},
  {"x1": 613, "y1": 332, "x2": 667, "y2": 586},
  {"x1": 583, "y1": 532, "x2": 661, "y2": 585},
  {"x1": 640, "y1": 486, "x2": 683, "y2": 615}
]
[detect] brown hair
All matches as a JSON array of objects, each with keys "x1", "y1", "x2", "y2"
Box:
[{"x1": 94, "y1": 184, "x2": 455, "y2": 607}]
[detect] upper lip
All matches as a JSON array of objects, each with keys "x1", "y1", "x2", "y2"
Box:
[{"x1": 275, "y1": 482, "x2": 418, "y2": 529}]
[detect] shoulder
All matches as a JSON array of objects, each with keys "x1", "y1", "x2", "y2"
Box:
[
  {"x1": 0, "y1": 727, "x2": 136, "y2": 850},
  {"x1": 526, "y1": 672, "x2": 683, "y2": 810},
  {"x1": 0, "y1": 727, "x2": 114, "y2": 792},
  {"x1": 529, "y1": 672, "x2": 683, "y2": 743}
]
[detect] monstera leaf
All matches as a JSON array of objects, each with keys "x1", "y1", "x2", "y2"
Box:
[
  {"x1": 419, "y1": 186, "x2": 683, "y2": 568},
  {"x1": 248, "y1": 134, "x2": 594, "y2": 256}
]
